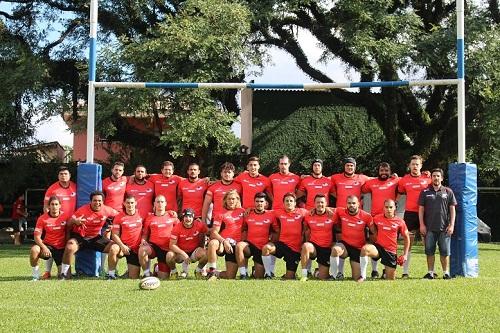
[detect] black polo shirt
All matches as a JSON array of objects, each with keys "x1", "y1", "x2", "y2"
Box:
[{"x1": 418, "y1": 185, "x2": 457, "y2": 232}]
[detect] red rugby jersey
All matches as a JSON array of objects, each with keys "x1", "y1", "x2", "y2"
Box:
[
  {"x1": 373, "y1": 214, "x2": 408, "y2": 254},
  {"x1": 102, "y1": 176, "x2": 127, "y2": 212},
  {"x1": 235, "y1": 172, "x2": 271, "y2": 208},
  {"x1": 170, "y1": 220, "x2": 208, "y2": 253},
  {"x1": 304, "y1": 212, "x2": 335, "y2": 248},
  {"x1": 244, "y1": 210, "x2": 278, "y2": 249},
  {"x1": 112, "y1": 211, "x2": 143, "y2": 252},
  {"x1": 298, "y1": 175, "x2": 333, "y2": 209},
  {"x1": 269, "y1": 172, "x2": 300, "y2": 210},
  {"x1": 143, "y1": 212, "x2": 179, "y2": 250},
  {"x1": 331, "y1": 173, "x2": 369, "y2": 208},
  {"x1": 178, "y1": 178, "x2": 208, "y2": 217},
  {"x1": 206, "y1": 181, "x2": 242, "y2": 218},
  {"x1": 362, "y1": 177, "x2": 399, "y2": 216},
  {"x1": 71, "y1": 204, "x2": 118, "y2": 238},
  {"x1": 44, "y1": 181, "x2": 77, "y2": 216},
  {"x1": 333, "y1": 208, "x2": 373, "y2": 249},
  {"x1": 213, "y1": 208, "x2": 245, "y2": 242},
  {"x1": 149, "y1": 174, "x2": 183, "y2": 211},
  {"x1": 274, "y1": 208, "x2": 307, "y2": 253},
  {"x1": 397, "y1": 174, "x2": 431, "y2": 212},
  {"x1": 125, "y1": 180, "x2": 155, "y2": 218},
  {"x1": 34, "y1": 212, "x2": 70, "y2": 249}
]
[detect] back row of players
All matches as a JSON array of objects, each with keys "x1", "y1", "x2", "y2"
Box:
[{"x1": 30, "y1": 155, "x2": 437, "y2": 281}]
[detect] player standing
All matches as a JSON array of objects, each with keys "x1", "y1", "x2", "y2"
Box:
[
  {"x1": 234, "y1": 156, "x2": 272, "y2": 209},
  {"x1": 296, "y1": 159, "x2": 332, "y2": 210},
  {"x1": 397, "y1": 155, "x2": 431, "y2": 278},
  {"x1": 125, "y1": 165, "x2": 155, "y2": 218},
  {"x1": 148, "y1": 161, "x2": 183, "y2": 212},
  {"x1": 102, "y1": 161, "x2": 127, "y2": 212},
  {"x1": 44, "y1": 166, "x2": 77, "y2": 215},
  {"x1": 269, "y1": 155, "x2": 300, "y2": 210},
  {"x1": 178, "y1": 163, "x2": 208, "y2": 218},
  {"x1": 358, "y1": 199, "x2": 410, "y2": 282}
]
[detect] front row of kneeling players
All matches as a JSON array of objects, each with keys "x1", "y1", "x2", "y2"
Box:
[{"x1": 30, "y1": 189, "x2": 408, "y2": 282}]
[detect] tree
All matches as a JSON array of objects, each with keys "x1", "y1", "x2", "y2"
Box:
[{"x1": 247, "y1": 0, "x2": 499, "y2": 180}]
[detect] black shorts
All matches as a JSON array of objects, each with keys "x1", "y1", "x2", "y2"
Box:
[
  {"x1": 244, "y1": 241, "x2": 263, "y2": 265},
  {"x1": 124, "y1": 250, "x2": 140, "y2": 267},
  {"x1": 217, "y1": 244, "x2": 237, "y2": 263},
  {"x1": 310, "y1": 242, "x2": 331, "y2": 267},
  {"x1": 374, "y1": 243, "x2": 397, "y2": 269},
  {"x1": 150, "y1": 242, "x2": 167, "y2": 264},
  {"x1": 404, "y1": 211, "x2": 419, "y2": 232},
  {"x1": 70, "y1": 232, "x2": 111, "y2": 253},
  {"x1": 40, "y1": 245, "x2": 64, "y2": 266},
  {"x1": 274, "y1": 241, "x2": 300, "y2": 272},
  {"x1": 340, "y1": 241, "x2": 361, "y2": 263}
]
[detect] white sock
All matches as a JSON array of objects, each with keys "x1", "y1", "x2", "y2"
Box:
[
  {"x1": 329, "y1": 256, "x2": 339, "y2": 277},
  {"x1": 45, "y1": 258, "x2": 54, "y2": 273},
  {"x1": 270, "y1": 255, "x2": 276, "y2": 274},
  {"x1": 338, "y1": 258, "x2": 345, "y2": 274},
  {"x1": 306, "y1": 259, "x2": 312, "y2": 273},
  {"x1": 371, "y1": 259, "x2": 378, "y2": 272},
  {"x1": 61, "y1": 263, "x2": 70, "y2": 275},
  {"x1": 444, "y1": 270, "x2": 449, "y2": 275},
  {"x1": 32, "y1": 265, "x2": 40, "y2": 278},
  {"x1": 360, "y1": 256, "x2": 369, "y2": 279},
  {"x1": 301, "y1": 268, "x2": 308, "y2": 278},
  {"x1": 108, "y1": 270, "x2": 115, "y2": 277},
  {"x1": 262, "y1": 255, "x2": 272, "y2": 275},
  {"x1": 403, "y1": 252, "x2": 411, "y2": 274},
  {"x1": 208, "y1": 262, "x2": 217, "y2": 269},
  {"x1": 239, "y1": 267, "x2": 247, "y2": 276},
  {"x1": 143, "y1": 268, "x2": 150, "y2": 277},
  {"x1": 182, "y1": 262, "x2": 189, "y2": 273}
]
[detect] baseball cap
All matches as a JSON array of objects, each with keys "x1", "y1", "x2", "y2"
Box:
[
  {"x1": 344, "y1": 157, "x2": 356, "y2": 165},
  {"x1": 182, "y1": 208, "x2": 195, "y2": 217}
]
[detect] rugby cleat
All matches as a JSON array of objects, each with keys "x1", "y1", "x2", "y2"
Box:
[
  {"x1": 335, "y1": 272, "x2": 344, "y2": 280},
  {"x1": 357, "y1": 277, "x2": 365, "y2": 283},
  {"x1": 443, "y1": 273, "x2": 451, "y2": 280},
  {"x1": 106, "y1": 274, "x2": 117, "y2": 280},
  {"x1": 371, "y1": 270, "x2": 379, "y2": 278},
  {"x1": 264, "y1": 274, "x2": 273, "y2": 280},
  {"x1": 41, "y1": 272, "x2": 51, "y2": 280},
  {"x1": 401, "y1": 273, "x2": 410, "y2": 279},
  {"x1": 423, "y1": 273, "x2": 434, "y2": 280},
  {"x1": 180, "y1": 271, "x2": 188, "y2": 279}
]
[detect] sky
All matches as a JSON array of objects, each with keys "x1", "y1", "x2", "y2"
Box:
[{"x1": 35, "y1": 29, "x2": 357, "y2": 146}]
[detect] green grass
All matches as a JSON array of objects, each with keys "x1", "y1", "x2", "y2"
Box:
[{"x1": 0, "y1": 243, "x2": 499, "y2": 332}]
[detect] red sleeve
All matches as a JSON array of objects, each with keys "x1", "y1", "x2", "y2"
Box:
[
  {"x1": 200, "y1": 222, "x2": 209, "y2": 234},
  {"x1": 361, "y1": 181, "x2": 370, "y2": 194},
  {"x1": 397, "y1": 178, "x2": 405, "y2": 194},
  {"x1": 170, "y1": 224, "x2": 180, "y2": 239},
  {"x1": 34, "y1": 216, "x2": 45, "y2": 236}
]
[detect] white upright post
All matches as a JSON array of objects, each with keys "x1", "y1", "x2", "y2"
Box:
[
  {"x1": 457, "y1": 0, "x2": 466, "y2": 163},
  {"x1": 86, "y1": 0, "x2": 98, "y2": 163}
]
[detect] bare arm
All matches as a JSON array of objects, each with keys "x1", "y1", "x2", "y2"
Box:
[{"x1": 418, "y1": 206, "x2": 426, "y2": 236}]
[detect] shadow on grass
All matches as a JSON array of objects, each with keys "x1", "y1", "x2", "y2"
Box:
[{"x1": 0, "y1": 276, "x2": 34, "y2": 282}]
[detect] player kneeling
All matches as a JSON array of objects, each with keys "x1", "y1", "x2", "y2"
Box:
[
  {"x1": 206, "y1": 190, "x2": 245, "y2": 280},
  {"x1": 109, "y1": 195, "x2": 144, "y2": 279},
  {"x1": 236, "y1": 192, "x2": 277, "y2": 279},
  {"x1": 166, "y1": 208, "x2": 208, "y2": 279},
  {"x1": 358, "y1": 199, "x2": 410, "y2": 282},
  {"x1": 300, "y1": 194, "x2": 335, "y2": 281},
  {"x1": 30, "y1": 196, "x2": 69, "y2": 280}
]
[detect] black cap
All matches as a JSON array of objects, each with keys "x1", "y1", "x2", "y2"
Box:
[
  {"x1": 182, "y1": 208, "x2": 195, "y2": 217},
  {"x1": 344, "y1": 157, "x2": 356, "y2": 165},
  {"x1": 311, "y1": 159, "x2": 323, "y2": 167}
]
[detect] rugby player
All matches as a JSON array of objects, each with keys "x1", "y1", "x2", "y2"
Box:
[
  {"x1": 398, "y1": 155, "x2": 431, "y2": 278},
  {"x1": 110, "y1": 195, "x2": 144, "y2": 279},
  {"x1": 330, "y1": 195, "x2": 375, "y2": 280},
  {"x1": 358, "y1": 199, "x2": 410, "y2": 282},
  {"x1": 44, "y1": 166, "x2": 77, "y2": 215},
  {"x1": 234, "y1": 156, "x2": 272, "y2": 209},
  {"x1": 30, "y1": 196, "x2": 69, "y2": 280},
  {"x1": 125, "y1": 165, "x2": 155, "y2": 218},
  {"x1": 269, "y1": 155, "x2": 300, "y2": 210},
  {"x1": 262, "y1": 193, "x2": 307, "y2": 280},
  {"x1": 178, "y1": 163, "x2": 208, "y2": 218},
  {"x1": 102, "y1": 161, "x2": 127, "y2": 212},
  {"x1": 361, "y1": 162, "x2": 400, "y2": 277},
  {"x1": 139, "y1": 195, "x2": 178, "y2": 279},
  {"x1": 148, "y1": 161, "x2": 184, "y2": 212},
  {"x1": 167, "y1": 208, "x2": 208, "y2": 279},
  {"x1": 202, "y1": 162, "x2": 242, "y2": 226},
  {"x1": 60, "y1": 191, "x2": 118, "y2": 279},
  {"x1": 206, "y1": 190, "x2": 245, "y2": 280},
  {"x1": 300, "y1": 194, "x2": 335, "y2": 281},
  {"x1": 235, "y1": 192, "x2": 277, "y2": 279},
  {"x1": 296, "y1": 159, "x2": 332, "y2": 210}
]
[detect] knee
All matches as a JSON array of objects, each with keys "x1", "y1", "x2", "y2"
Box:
[
  {"x1": 208, "y1": 239, "x2": 219, "y2": 250},
  {"x1": 30, "y1": 245, "x2": 41, "y2": 256},
  {"x1": 331, "y1": 246, "x2": 341, "y2": 257},
  {"x1": 165, "y1": 251, "x2": 175, "y2": 262},
  {"x1": 302, "y1": 242, "x2": 313, "y2": 254},
  {"x1": 109, "y1": 244, "x2": 120, "y2": 255},
  {"x1": 262, "y1": 243, "x2": 272, "y2": 256}
]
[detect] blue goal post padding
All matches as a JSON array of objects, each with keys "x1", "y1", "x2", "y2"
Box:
[
  {"x1": 75, "y1": 163, "x2": 103, "y2": 277},
  {"x1": 449, "y1": 163, "x2": 478, "y2": 277}
]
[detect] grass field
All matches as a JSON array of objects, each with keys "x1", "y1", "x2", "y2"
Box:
[{"x1": 0, "y1": 243, "x2": 499, "y2": 332}]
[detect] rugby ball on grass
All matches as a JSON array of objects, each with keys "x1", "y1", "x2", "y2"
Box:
[{"x1": 139, "y1": 276, "x2": 161, "y2": 290}]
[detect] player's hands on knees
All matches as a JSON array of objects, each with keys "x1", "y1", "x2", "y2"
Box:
[
  {"x1": 223, "y1": 239, "x2": 233, "y2": 253},
  {"x1": 419, "y1": 225, "x2": 427, "y2": 237},
  {"x1": 121, "y1": 244, "x2": 130, "y2": 256},
  {"x1": 183, "y1": 254, "x2": 191, "y2": 264},
  {"x1": 41, "y1": 246, "x2": 51, "y2": 258}
]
